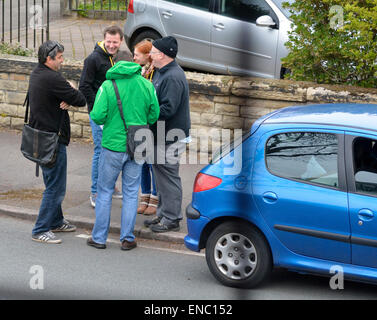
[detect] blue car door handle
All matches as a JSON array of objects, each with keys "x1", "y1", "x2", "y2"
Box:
[
  {"x1": 262, "y1": 192, "x2": 278, "y2": 203},
  {"x1": 358, "y1": 209, "x2": 374, "y2": 220}
]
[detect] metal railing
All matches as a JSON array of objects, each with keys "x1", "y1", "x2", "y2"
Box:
[
  {"x1": 69, "y1": 0, "x2": 128, "y2": 16},
  {"x1": 0, "y1": 0, "x2": 50, "y2": 49}
]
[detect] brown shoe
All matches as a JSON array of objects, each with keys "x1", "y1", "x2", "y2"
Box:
[
  {"x1": 121, "y1": 239, "x2": 137, "y2": 251},
  {"x1": 143, "y1": 195, "x2": 158, "y2": 216},
  {"x1": 137, "y1": 194, "x2": 150, "y2": 214},
  {"x1": 87, "y1": 237, "x2": 106, "y2": 249}
]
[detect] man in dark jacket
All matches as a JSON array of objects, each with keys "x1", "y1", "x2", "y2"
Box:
[
  {"x1": 144, "y1": 36, "x2": 191, "y2": 233},
  {"x1": 30, "y1": 40, "x2": 86, "y2": 244},
  {"x1": 79, "y1": 25, "x2": 130, "y2": 208}
]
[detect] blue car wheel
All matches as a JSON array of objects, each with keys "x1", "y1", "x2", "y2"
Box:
[{"x1": 205, "y1": 221, "x2": 272, "y2": 288}]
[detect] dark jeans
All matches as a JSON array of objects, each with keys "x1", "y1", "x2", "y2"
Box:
[
  {"x1": 140, "y1": 163, "x2": 157, "y2": 196},
  {"x1": 32, "y1": 144, "x2": 66, "y2": 235}
]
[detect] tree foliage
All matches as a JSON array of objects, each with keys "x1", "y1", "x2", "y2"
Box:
[{"x1": 282, "y1": 0, "x2": 377, "y2": 88}]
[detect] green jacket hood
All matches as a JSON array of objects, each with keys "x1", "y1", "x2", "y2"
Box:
[{"x1": 106, "y1": 61, "x2": 142, "y2": 80}]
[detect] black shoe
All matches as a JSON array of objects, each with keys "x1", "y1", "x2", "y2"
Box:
[
  {"x1": 144, "y1": 216, "x2": 161, "y2": 227},
  {"x1": 87, "y1": 237, "x2": 106, "y2": 249},
  {"x1": 150, "y1": 221, "x2": 180, "y2": 233},
  {"x1": 51, "y1": 219, "x2": 76, "y2": 232}
]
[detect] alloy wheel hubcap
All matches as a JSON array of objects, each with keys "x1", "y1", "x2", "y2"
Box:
[{"x1": 214, "y1": 233, "x2": 257, "y2": 280}]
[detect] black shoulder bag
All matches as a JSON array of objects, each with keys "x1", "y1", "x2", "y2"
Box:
[
  {"x1": 112, "y1": 79, "x2": 150, "y2": 161},
  {"x1": 20, "y1": 92, "x2": 64, "y2": 177}
]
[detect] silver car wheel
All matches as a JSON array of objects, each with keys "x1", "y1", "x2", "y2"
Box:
[{"x1": 214, "y1": 233, "x2": 257, "y2": 280}]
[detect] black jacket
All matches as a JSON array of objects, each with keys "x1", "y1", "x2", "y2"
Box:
[
  {"x1": 79, "y1": 42, "x2": 114, "y2": 113},
  {"x1": 151, "y1": 60, "x2": 191, "y2": 145},
  {"x1": 28, "y1": 63, "x2": 86, "y2": 145}
]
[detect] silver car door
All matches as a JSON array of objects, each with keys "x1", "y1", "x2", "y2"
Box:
[
  {"x1": 211, "y1": 0, "x2": 279, "y2": 78},
  {"x1": 157, "y1": 0, "x2": 212, "y2": 69}
]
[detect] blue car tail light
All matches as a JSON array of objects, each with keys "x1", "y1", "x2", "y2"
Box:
[{"x1": 193, "y1": 172, "x2": 222, "y2": 193}]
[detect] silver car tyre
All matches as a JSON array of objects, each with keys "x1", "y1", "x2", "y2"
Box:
[{"x1": 130, "y1": 30, "x2": 161, "y2": 52}]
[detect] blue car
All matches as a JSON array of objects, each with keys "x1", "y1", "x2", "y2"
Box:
[{"x1": 185, "y1": 103, "x2": 377, "y2": 288}]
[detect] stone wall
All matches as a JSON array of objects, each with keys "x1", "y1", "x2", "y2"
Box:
[
  {"x1": 1, "y1": 54, "x2": 377, "y2": 154},
  {"x1": 0, "y1": 55, "x2": 91, "y2": 139}
]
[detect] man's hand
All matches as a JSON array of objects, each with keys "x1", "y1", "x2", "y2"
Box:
[{"x1": 60, "y1": 101, "x2": 70, "y2": 110}]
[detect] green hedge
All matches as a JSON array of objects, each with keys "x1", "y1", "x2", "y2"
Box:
[
  {"x1": 282, "y1": 0, "x2": 377, "y2": 88},
  {"x1": 77, "y1": 0, "x2": 128, "y2": 17}
]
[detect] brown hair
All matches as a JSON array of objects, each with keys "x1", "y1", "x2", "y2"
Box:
[
  {"x1": 103, "y1": 25, "x2": 124, "y2": 39},
  {"x1": 134, "y1": 40, "x2": 152, "y2": 64}
]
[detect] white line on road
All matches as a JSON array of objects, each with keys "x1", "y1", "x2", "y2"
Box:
[{"x1": 76, "y1": 234, "x2": 205, "y2": 257}]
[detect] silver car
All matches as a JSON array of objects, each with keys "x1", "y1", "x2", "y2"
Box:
[{"x1": 124, "y1": 0, "x2": 292, "y2": 79}]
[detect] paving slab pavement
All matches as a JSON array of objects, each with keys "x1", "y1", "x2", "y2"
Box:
[
  {"x1": 0, "y1": 129, "x2": 206, "y2": 244},
  {"x1": 4, "y1": 16, "x2": 131, "y2": 61}
]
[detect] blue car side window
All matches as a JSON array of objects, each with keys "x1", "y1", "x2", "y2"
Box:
[
  {"x1": 265, "y1": 132, "x2": 339, "y2": 188},
  {"x1": 353, "y1": 137, "x2": 377, "y2": 196}
]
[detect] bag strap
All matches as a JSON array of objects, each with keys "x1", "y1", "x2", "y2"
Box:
[
  {"x1": 57, "y1": 111, "x2": 65, "y2": 136},
  {"x1": 23, "y1": 92, "x2": 30, "y2": 124},
  {"x1": 23, "y1": 93, "x2": 40, "y2": 177},
  {"x1": 23, "y1": 91, "x2": 65, "y2": 135},
  {"x1": 112, "y1": 79, "x2": 128, "y2": 133}
]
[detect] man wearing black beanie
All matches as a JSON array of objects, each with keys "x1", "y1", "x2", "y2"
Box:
[{"x1": 144, "y1": 36, "x2": 191, "y2": 233}]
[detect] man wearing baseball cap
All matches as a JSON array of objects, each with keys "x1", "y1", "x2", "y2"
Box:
[{"x1": 144, "y1": 36, "x2": 191, "y2": 233}]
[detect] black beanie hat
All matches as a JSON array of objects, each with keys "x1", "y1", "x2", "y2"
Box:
[{"x1": 152, "y1": 36, "x2": 178, "y2": 58}]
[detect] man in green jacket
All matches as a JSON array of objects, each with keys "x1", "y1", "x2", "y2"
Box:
[{"x1": 87, "y1": 61, "x2": 159, "y2": 250}]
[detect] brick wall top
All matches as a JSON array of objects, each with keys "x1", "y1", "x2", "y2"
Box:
[{"x1": 1, "y1": 54, "x2": 376, "y2": 104}]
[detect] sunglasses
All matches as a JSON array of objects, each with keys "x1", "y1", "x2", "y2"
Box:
[{"x1": 47, "y1": 43, "x2": 63, "y2": 56}]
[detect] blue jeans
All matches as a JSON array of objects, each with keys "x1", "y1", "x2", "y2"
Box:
[
  {"x1": 32, "y1": 144, "x2": 66, "y2": 235},
  {"x1": 91, "y1": 148, "x2": 142, "y2": 244},
  {"x1": 140, "y1": 163, "x2": 157, "y2": 196},
  {"x1": 90, "y1": 116, "x2": 103, "y2": 195}
]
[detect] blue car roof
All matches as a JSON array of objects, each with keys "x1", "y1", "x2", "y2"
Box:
[{"x1": 262, "y1": 103, "x2": 377, "y2": 132}]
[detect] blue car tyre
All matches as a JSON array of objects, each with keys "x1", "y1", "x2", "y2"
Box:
[{"x1": 206, "y1": 221, "x2": 272, "y2": 288}]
